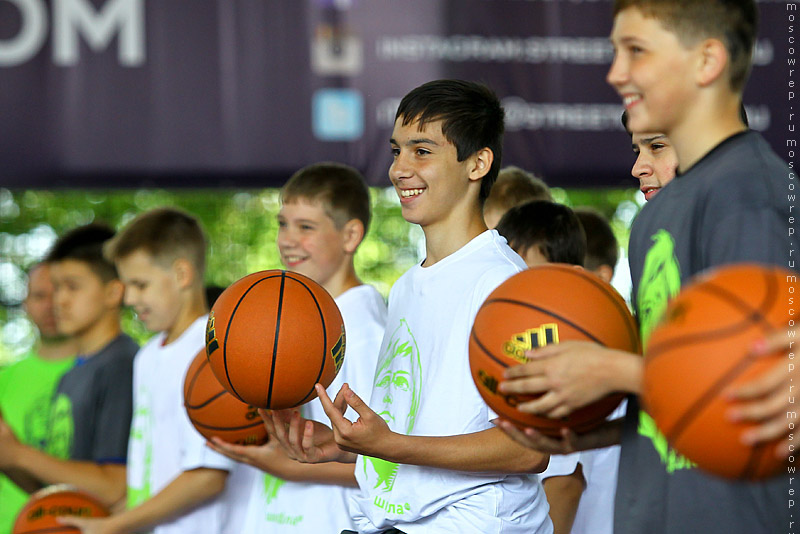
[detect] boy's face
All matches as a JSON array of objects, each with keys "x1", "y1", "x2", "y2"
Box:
[
  {"x1": 631, "y1": 132, "x2": 678, "y2": 201},
  {"x1": 389, "y1": 117, "x2": 476, "y2": 228},
  {"x1": 116, "y1": 250, "x2": 182, "y2": 333},
  {"x1": 277, "y1": 199, "x2": 348, "y2": 288},
  {"x1": 50, "y1": 260, "x2": 116, "y2": 338},
  {"x1": 24, "y1": 264, "x2": 60, "y2": 339},
  {"x1": 607, "y1": 7, "x2": 696, "y2": 136},
  {"x1": 519, "y1": 245, "x2": 549, "y2": 269}
]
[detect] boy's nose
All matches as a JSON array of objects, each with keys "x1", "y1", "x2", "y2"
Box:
[
  {"x1": 389, "y1": 155, "x2": 411, "y2": 183},
  {"x1": 606, "y1": 54, "x2": 628, "y2": 89},
  {"x1": 632, "y1": 154, "x2": 652, "y2": 178}
]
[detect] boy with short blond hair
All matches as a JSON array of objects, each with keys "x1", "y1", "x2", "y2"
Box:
[
  {"x1": 498, "y1": 2, "x2": 790, "y2": 533},
  {"x1": 208, "y1": 161, "x2": 386, "y2": 533},
  {"x1": 0, "y1": 224, "x2": 137, "y2": 508},
  {"x1": 267, "y1": 80, "x2": 551, "y2": 534},
  {"x1": 63, "y1": 208, "x2": 236, "y2": 534}
]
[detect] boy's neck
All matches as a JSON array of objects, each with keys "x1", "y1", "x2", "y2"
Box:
[
  {"x1": 76, "y1": 313, "x2": 121, "y2": 357},
  {"x1": 669, "y1": 95, "x2": 747, "y2": 173},
  {"x1": 163, "y1": 287, "x2": 208, "y2": 345},
  {"x1": 37, "y1": 336, "x2": 79, "y2": 361},
  {"x1": 321, "y1": 262, "x2": 362, "y2": 299},
  {"x1": 421, "y1": 203, "x2": 488, "y2": 267}
]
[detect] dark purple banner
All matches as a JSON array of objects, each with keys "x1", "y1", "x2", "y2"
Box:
[{"x1": 0, "y1": 0, "x2": 791, "y2": 189}]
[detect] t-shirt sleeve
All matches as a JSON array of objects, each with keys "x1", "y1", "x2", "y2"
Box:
[
  {"x1": 540, "y1": 451, "x2": 581, "y2": 479},
  {"x1": 91, "y1": 352, "x2": 135, "y2": 464}
]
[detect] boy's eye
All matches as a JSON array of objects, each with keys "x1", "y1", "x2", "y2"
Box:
[
  {"x1": 300, "y1": 224, "x2": 315, "y2": 231},
  {"x1": 415, "y1": 148, "x2": 431, "y2": 156},
  {"x1": 650, "y1": 143, "x2": 665, "y2": 152},
  {"x1": 277, "y1": 220, "x2": 287, "y2": 228},
  {"x1": 391, "y1": 147, "x2": 400, "y2": 157}
]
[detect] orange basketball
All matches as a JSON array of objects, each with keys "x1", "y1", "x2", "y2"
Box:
[
  {"x1": 13, "y1": 485, "x2": 109, "y2": 534},
  {"x1": 470, "y1": 264, "x2": 640, "y2": 436},
  {"x1": 184, "y1": 349, "x2": 268, "y2": 445},
  {"x1": 643, "y1": 263, "x2": 793, "y2": 480},
  {"x1": 206, "y1": 270, "x2": 346, "y2": 409}
]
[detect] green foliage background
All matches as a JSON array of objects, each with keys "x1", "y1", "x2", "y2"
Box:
[{"x1": 0, "y1": 187, "x2": 642, "y2": 364}]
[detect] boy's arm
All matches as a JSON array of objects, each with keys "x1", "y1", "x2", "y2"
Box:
[
  {"x1": 59, "y1": 468, "x2": 228, "y2": 534},
  {"x1": 207, "y1": 436, "x2": 358, "y2": 487},
  {"x1": 543, "y1": 464, "x2": 585, "y2": 534},
  {"x1": 0, "y1": 419, "x2": 126, "y2": 506},
  {"x1": 287, "y1": 383, "x2": 549, "y2": 474},
  {"x1": 499, "y1": 341, "x2": 642, "y2": 419}
]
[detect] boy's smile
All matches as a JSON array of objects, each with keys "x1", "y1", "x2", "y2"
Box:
[{"x1": 607, "y1": 7, "x2": 696, "y2": 136}]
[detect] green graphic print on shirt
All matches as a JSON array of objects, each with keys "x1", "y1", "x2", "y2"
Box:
[
  {"x1": 636, "y1": 229, "x2": 695, "y2": 473},
  {"x1": 45, "y1": 394, "x2": 74, "y2": 459},
  {"x1": 127, "y1": 404, "x2": 153, "y2": 509},
  {"x1": 364, "y1": 319, "x2": 421, "y2": 516}
]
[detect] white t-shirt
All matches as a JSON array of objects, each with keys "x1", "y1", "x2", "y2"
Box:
[
  {"x1": 127, "y1": 316, "x2": 235, "y2": 534},
  {"x1": 540, "y1": 400, "x2": 626, "y2": 534},
  {"x1": 240, "y1": 284, "x2": 387, "y2": 533},
  {"x1": 351, "y1": 230, "x2": 552, "y2": 534}
]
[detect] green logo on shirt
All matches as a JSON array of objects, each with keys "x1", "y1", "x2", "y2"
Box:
[
  {"x1": 45, "y1": 394, "x2": 74, "y2": 459},
  {"x1": 637, "y1": 229, "x2": 693, "y2": 473}
]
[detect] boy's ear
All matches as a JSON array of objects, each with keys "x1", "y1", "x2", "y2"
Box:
[
  {"x1": 342, "y1": 219, "x2": 365, "y2": 254},
  {"x1": 172, "y1": 258, "x2": 196, "y2": 289},
  {"x1": 468, "y1": 147, "x2": 494, "y2": 182},
  {"x1": 695, "y1": 38, "x2": 728, "y2": 88},
  {"x1": 104, "y1": 279, "x2": 125, "y2": 308}
]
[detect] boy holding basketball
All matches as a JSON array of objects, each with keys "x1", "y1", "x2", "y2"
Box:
[
  {"x1": 62, "y1": 208, "x2": 238, "y2": 534},
  {"x1": 206, "y1": 162, "x2": 387, "y2": 533},
  {"x1": 498, "y1": 1, "x2": 791, "y2": 533},
  {"x1": 0, "y1": 224, "x2": 137, "y2": 508},
  {"x1": 266, "y1": 79, "x2": 552, "y2": 534}
]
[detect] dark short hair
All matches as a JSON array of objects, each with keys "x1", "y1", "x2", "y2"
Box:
[
  {"x1": 613, "y1": 0, "x2": 757, "y2": 92},
  {"x1": 46, "y1": 223, "x2": 118, "y2": 282},
  {"x1": 104, "y1": 207, "x2": 207, "y2": 277},
  {"x1": 395, "y1": 79, "x2": 505, "y2": 202},
  {"x1": 574, "y1": 207, "x2": 619, "y2": 273},
  {"x1": 496, "y1": 200, "x2": 587, "y2": 266},
  {"x1": 281, "y1": 162, "x2": 371, "y2": 234}
]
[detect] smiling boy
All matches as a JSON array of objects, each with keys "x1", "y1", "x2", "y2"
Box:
[
  {"x1": 266, "y1": 80, "x2": 551, "y2": 534},
  {"x1": 498, "y1": 1, "x2": 790, "y2": 533}
]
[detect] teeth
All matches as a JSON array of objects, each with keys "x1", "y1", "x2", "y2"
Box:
[
  {"x1": 400, "y1": 188, "x2": 425, "y2": 198},
  {"x1": 624, "y1": 95, "x2": 640, "y2": 106},
  {"x1": 284, "y1": 256, "x2": 305, "y2": 263}
]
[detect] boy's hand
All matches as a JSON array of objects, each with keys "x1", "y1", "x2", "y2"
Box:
[
  {"x1": 317, "y1": 383, "x2": 399, "y2": 458},
  {"x1": 263, "y1": 407, "x2": 354, "y2": 464},
  {"x1": 727, "y1": 327, "x2": 798, "y2": 459},
  {"x1": 57, "y1": 516, "x2": 121, "y2": 534},
  {"x1": 206, "y1": 436, "x2": 282, "y2": 471},
  {"x1": 500, "y1": 341, "x2": 637, "y2": 418},
  {"x1": 0, "y1": 417, "x2": 23, "y2": 469},
  {"x1": 493, "y1": 417, "x2": 622, "y2": 454}
]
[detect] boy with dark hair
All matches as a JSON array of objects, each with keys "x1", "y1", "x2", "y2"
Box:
[
  {"x1": 64, "y1": 208, "x2": 236, "y2": 534},
  {"x1": 208, "y1": 161, "x2": 386, "y2": 533},
  {"x1": 483, "y1": 166, "x2": 552, "y2": 228},
  {"x1": 0, "y1": 224, "x2": 138, "y2": 507},
  {"x1": 498, "y1": 1, "x2": 790, "y2": 533},
  {"x1": 267, "y1": 79, "x2": 551, "y2": 533},
  {"x1": 0, "y1": 262, "x2": 78, "y2": 532},
  {"x1": 495, "y1": 200, "x2": 586, "y2": 267},
  {"x1": 622, "y1": 111, "x2": 678, "y2": 201},
  {"x1": 574, "y1": 208, "x2": 618, "y2": 284}
]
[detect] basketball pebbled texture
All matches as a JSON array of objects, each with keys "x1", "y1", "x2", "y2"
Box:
[{"x1": 13, "y1": 485, "x2": 109, "y2": 534}]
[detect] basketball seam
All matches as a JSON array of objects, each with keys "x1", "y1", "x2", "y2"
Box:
[
  {"x1": 266, "y1": 272, "x2": 287, "y2": 408},
  {"x1": 481, "y1": 298, "x2": 606, "y2": 346},
  {"x1": 184, "y1": 389, "x2": 228, "y2": 410},
  {"x1": 223, "y1": 273, "x2": 284, "y2": 403},
  {"x1": 189, "y1": 419, "x2": 266, "y2": 431},
  {"x1": 287, "y1": 272, "x2": 328, "y2": 406}
]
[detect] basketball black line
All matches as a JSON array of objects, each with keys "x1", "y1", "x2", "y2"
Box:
[
  {"x1": 184, "y1": 357, "x2": 225, "y2": 409},
  {"x1": 184, "y1": 389, "x2": 228, "y2": 410},
  {"x1": 284, "y1": 272, "x2": 329, "y2": 406},
  {"x1": 266, "y1": 272, "x2": 287, "y2": 408},
  {"x1": 552, "y1": 265, "x2": 640, "y2": 351},
  {"x1": 655, "y1": 271, "x2": 779, "y2": 447},
  {"x1": 222, "y1": 272, "x2": 285, "y2": 403},
  {"x1": 480, "y1": 298, "x2": 607, "y2": 346},
  {"x1": 741, "y1": 441, "x2": 771, "y2": 480},
  {"x1": 189, "y1": 419, "x2": 266, "y2": 431},
  {"x1": 16, "y1": 528, "x2": 83, "y2": 534}
]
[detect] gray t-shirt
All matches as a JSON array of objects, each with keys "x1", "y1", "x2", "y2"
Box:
[
  {"x1": 620, "y1": 131, "x2": 792, "y2": 534},
  {"x1": 46, "y1": 334, "x2": 138, "y2": 463}
]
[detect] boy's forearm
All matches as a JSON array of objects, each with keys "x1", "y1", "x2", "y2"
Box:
[
  {"x1": 107, "y1": 468, "x2": 228, "y2": 534},
  {"x1": 15, "y1": 445, "x2": 126, "y2": 506},
  {"x1": 377, "y1": 427, "x2": 549, "y2": 474},
  {"x1": 607, "y1": 349, "x2": 643, "y2": 395},
  {"x1": 270, "y1": 459, "x2": 358, "y2": 487},
  {"x1": 2, "y1": 466, "x2": 42, "y2": 494}
]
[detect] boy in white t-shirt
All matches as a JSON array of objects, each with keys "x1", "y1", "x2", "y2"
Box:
[
  {"x1": 63, "y1": 208, "x2": 238, "y2": 534},
  {"x1": 265, "y1": 80, "x2": 552, "y2": 534},
  {"x1": 207, "y1": 162, "x2": 386, "y2": 533}
]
